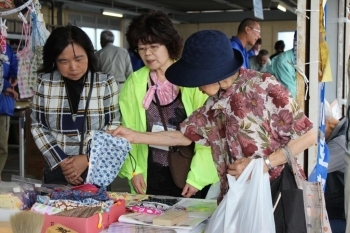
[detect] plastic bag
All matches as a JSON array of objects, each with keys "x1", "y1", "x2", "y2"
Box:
[{"x1": 205, "y1": 158, "x2": 275, "y2": 233}]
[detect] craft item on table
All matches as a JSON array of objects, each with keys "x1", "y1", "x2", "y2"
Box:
[
  {"x1": 48, "y1": 199, "x2": 114, "y2": 212},
  {"x1": 128, "y1": 205, "x2": 163, "y2": 215},
  {"x1": 85, "y1": 131, "x2": 131, "y2": 187},
  {"x1": 152, "y1": 210, "x2": 189, "y2": 226},
  {"x1": 71, "y1": 184, "x2": 99, "y2": 193},
  {"x1": 54, "y1": 206, "x2": 101, "y2": 218},
  {"x1": 147, "y1": 196, "x2": 180, "y2": 206},
  {"x1": 31, "y1": 202, "x2": 63, "y2": 215},
  {"x1": 108, "y1": 222, "x2": 176, "y2": 233},
  {"x1": 45, "y1": 223, "x2": 78, "y2": 233},
  {"x1": 0, "y1": 193, "x2": 22, "y2": 209},
  {"x1": 140, "y1": 201, "x2": 173, "y2": 212},
  {"x1": 50, "y1": 187, "x2": 109, "y2": 202},
  {"x1": 107, "y1": 192, "x2": 149, "y2": 206},
  {"x1": 10, "y1": 211, "x2": 45, "y2": 233},
  {"x1": 37, "y1": 195, "x2": 50, "y2": 204}
]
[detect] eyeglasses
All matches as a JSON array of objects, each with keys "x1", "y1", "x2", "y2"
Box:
[
  {"x1": 249, "y1": 26, "x2": 261, "y2": 34},
  {"x1": 135, "y1": 45, "x2": 161, "y2": 54}
]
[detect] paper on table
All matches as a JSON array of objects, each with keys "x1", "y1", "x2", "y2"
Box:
[
  {"x1": 174, "y1": 198, "x2": 217, "y2": 218},
  {"x1": 108, "y1": 222, "x2": 176, "y2": 232},
  {"x1": 118, "y1": 212, "x2": 207, "y2": 231},
  {"x1": 107, "y1": 222, "x2": 207, "y2": 233}
]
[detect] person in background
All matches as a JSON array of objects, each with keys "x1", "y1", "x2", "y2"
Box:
[
  {"x1": 323, "y1": 100, "x2": 347, "y2": 233},
  {"x1": 0, "y1": 43, "x2": 18, "y2": 181},
  {"x1": 118, "y1": 11, "x2": 218, "y2": 198},
  {"x1": 31, "y1": 25, "x2": 120, "y2": 185},
  {"x1": 247, "y1": 38, "x2": 262, "y2": 58},
  {"x1": 111, "y1": 30, "x2": 316, "y2": 205},
  {"x1": 267, "y1": 49, "x2": 296, "y2": 99},
  {"x1": 95, "y1": 30, "x2": 133, "y2": 89},
  {"x1": 128, "y1": 48, "x2": 145, "y2": 72},
  {"x1": 270, "y1": 40, "x2": 285, "y2": 60},
  {"x1": 230, "y1": 18, "x2": 261, "y2": 68},
  {"x1": 249, "y1": 49, "x2": 271, "y2": 72}
]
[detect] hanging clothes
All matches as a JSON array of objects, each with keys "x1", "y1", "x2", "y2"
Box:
[{"x1": 17, "y1": 18, "x2": 34, "y2": 98}]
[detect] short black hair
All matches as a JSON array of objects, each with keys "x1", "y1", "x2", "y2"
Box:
[
  {"x1": 126, "y1": 10, "x2": 183, "y2": 59},
  {"x1": 237, "y1": 18, "x2": 259, "y2": 34},
  {"x1": 38, "y1": 25, "x2": 97, "y2": 73}
]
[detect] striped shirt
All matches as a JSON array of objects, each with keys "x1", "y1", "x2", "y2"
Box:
[{"x1": 31, "y1": 70, "x2": 120, "y2": 169}]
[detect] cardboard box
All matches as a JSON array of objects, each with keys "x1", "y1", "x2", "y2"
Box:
[{"x1": 41, "y1": 200, "x2": 125, "y2": 233}]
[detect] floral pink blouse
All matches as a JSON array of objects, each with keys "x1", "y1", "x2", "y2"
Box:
[{"x1": 180, "y1": 68, "x2": 313, "y2": 202}]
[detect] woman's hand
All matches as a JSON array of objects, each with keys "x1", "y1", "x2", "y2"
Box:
[
  {"x1": 182, "y1": 183, "x2": 199, "y2": 198},
  {"x1": 108, "y1": 126, "x2": 136, "y2": 143},
  {"x1": 60, "y1": 155, "x2": 88, "y2": 185},
  {"x1": 131, "y1": 173, "x2": 147, "y2": 194},
  {"x1": 227, "y1": 157, "x2": 252, "y2": 179}
]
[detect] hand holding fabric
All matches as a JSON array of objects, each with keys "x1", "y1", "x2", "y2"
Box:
[{"x1": 109, "y1": 126, "x2": 136, "y2": 143}]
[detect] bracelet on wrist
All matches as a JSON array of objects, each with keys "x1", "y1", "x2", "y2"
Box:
[
  {"x1": 282, "y1": 146, "x2": 293, "y2": 166},
  {"x1": 264, "y1": 156, "x2": 273, "y2": 170}
]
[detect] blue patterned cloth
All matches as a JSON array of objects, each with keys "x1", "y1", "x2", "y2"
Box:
[
  {"x1": 86, "y1": 131, "x2": 131, "y2": 187},
  {"x1": 51, "y1": 187, "x2": 109, "y2": 201}
]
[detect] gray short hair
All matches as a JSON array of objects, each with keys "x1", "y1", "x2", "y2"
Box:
[{"x1": 101, "y1": 30, "x2": 114, "y2": 43}]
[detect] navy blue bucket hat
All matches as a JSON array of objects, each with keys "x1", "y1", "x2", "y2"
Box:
[{"x1": 165, "y1": 30, "x2": 243, "y2": 87}]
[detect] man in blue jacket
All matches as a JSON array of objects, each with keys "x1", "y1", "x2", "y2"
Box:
[
  {"x1": 0, "y1": 43, "x2": 18, "y2": 180},
  {"x1": 230, "y1": 18, "x2": 261, "y2": 69}
]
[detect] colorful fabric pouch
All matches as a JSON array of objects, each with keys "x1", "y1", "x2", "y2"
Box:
[{"x1": 85, "y1": 131, "x2": 131, "y2": 187}]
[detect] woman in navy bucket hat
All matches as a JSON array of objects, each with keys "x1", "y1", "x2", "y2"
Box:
[
  {"x1": 111, "y1": 30, "x2": 316, "y2": 206},
  {"x1": 165, "y1": 30, "x2": 243, "y2": 88}
]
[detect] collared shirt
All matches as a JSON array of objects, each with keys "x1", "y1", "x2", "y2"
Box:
[
  {"x1": 95, "y1": 43, "x2": 133, "y2": 84},
  {"x1": 180, "y1": 68, "x2": 313, "y2": 202},
  {"x1": 31, "y1": 70, "x2": 120, "y2": 169},
  {"x1": 268, "y1": 49, "x2": 296, "y2": 99},
  {"x1": 249, "y1": 56, "x2": 272, "y2": 72},
  {"x1": 230, "y1": 36, "x2": 249, "y2": 68}
]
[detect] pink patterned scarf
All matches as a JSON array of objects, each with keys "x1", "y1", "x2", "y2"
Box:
[{"x1": 142, "y1": 71, "x2": 179, "y2": 109}]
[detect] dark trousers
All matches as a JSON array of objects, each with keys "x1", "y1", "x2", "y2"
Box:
[{"x1": 146, "y1": 161, "x2": 201, "y2": 198}]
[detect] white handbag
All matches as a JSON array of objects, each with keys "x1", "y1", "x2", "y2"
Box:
[{"x1": 205, "y1": 158, "x2": 275, "y2": 233}]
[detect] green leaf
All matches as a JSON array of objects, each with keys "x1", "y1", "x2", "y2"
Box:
[
  {"x1": 247, "y1": 116, "x2": 258, "y2": 124},
  {"x1": 257, "y1": 131, "x2": 269, "y2": 142},
  {"x1": 244, "y1": 129, "x2": 255, "y2": 134},
  {"x1": 240, "y1": 120, "x2": 245, "y2": 129},
  {"x1": 294, "y1": 112, "x2": 304, "y2": 120},
  {"x1": 259, "y1": 125, "x2": 267, "y2": 134}
]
